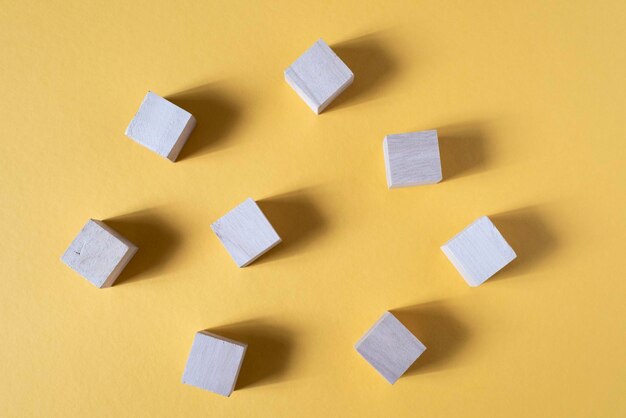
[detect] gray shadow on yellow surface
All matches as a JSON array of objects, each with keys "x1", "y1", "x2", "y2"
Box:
[
  {"x1": 326, "y1": 32, "x2": 399, "y2": 111},
  {"x1": 206, "y1": 320, "x2": 296, "y2": 390},
  {"x1": 489, "y1": 206, "x2": 558, "y2": 281},
  {"x1": 390, "y1": 302, "x2": 469, "y2": 376},
  {"x1": 254, "y1": 189, "x2": 327, "y2": 265},
  {"x1": 436, "y1": 122, "x2": 490, "y2": 181},
  {"x1": 103, "y1": 209, "x2": 182, "y2": 285},
  {"x1": 166, "y1": 83, "x2": 241, "y2": 160}
]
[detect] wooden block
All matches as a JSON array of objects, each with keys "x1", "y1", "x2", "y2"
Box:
[
  {"x1": 285, "y1": 38, "x2": 354, "y2": 114},
  {"x1": 383, "y1": 130, "x2": 442, "y2": 188},
  {"x1": 211, "y1": 198, "x2": 281, "y2": 267},
  {"x1": 441, "y1": 216, "x2": 517, "y2": 286},
  {"x1": 182, "y1": 331, "x2": 247, "y2": 397},
  {"x1": 125, "y1": 91, "x2": 196, "y2": 161},
  {"x1": 60, "y1": 219, "x2": 138, "y2": 288},
  {"x1": 355, "y1": 311, "x2": 426, "y2": 384}
]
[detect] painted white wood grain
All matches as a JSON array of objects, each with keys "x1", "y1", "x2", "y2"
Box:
[
  {"x1": 355, "y1": 311, "x2": 426, "y2": 384},
  {"x1": 182, "y1": 331, "x2": 247, "y2": 397},
  {"x1": 383, "y1": 130, "x2": 442, "y2": 188},
  {"x1": 441, "y1": 216, "x2": 517, "y2": 286},
  {"x1": 285, "y1": 38, "x2": 354, "y2": 114},
  {"x1": 60, "y1": 219, "x2": 138, "y2": 288},
  {"x1": 125, "y1": 91, "x2": 196, "y2": 161},
  {"x1": 211, "y1": 198, "x2": 281, "y2": 267}
]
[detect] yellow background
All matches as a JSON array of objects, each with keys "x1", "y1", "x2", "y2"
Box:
[{"x1": 1, "y1": 0, "x2": 625, "y2": 416}]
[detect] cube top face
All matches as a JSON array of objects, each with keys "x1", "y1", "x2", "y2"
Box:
[
  {"x1": 125, "y1": 91, "x2": 196, "y2": 161},
  {"x1": 285, "y1": 38, "x2": 354, "y2": 114},
  {"x1": 441, "y1": 216, "x2": 517, "y2": 286},
  {"x1": 61, "y1": 219, "x2": 138, "y2": 288},
  {"x1": 211, "y1": 198, "x2": 282, "y2": 267},
  {"x1": 355, "y1": 312, "x2": 426, "y2": 384},
  {"x1": 182, "y1": 331, "x2": 247, "y2": 397},
  {"x1": 383, "y1": 130, "x2": 442, "y2": 188}
]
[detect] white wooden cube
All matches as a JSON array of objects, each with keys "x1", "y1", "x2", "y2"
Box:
[
  {"x1": 182, "y1": 331, "x2": 247, "y2": 397},
  {"x1": 285, "y1": 38, "x2": 354, "y2": 114},
  {"x1": 383, "y1": 130, "x2": 442, "y2": 188},
  {"x1": 355, "y1": 311, "x2": 426, "y2": 384},
  {"x1": 211, "y1": 198, "x2": 281, "y2": 267},
  {"x1": 125, "y1": 91, "x2": 196, "y2": 161},
  {"x1": 441, "y1": 216, "x2": 517, "y2": 286},
  {"x1": 61, "y1": 219, "x2": 138, "y2": 288}
]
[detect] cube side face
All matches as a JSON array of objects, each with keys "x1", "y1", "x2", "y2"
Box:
[
  {"x1": 384, "y1": 130, "x2": 442, "y2": 188},
  {"x1": 285, "y1": 39, "x2": 354, "y2": 114},
  {"x1": 166, "y1": 115, "x2": 197, "y2": 162},
  {"x1": 182, "y1": 332, "x2": 247, "y2": 397},
  {"x1": 441, "y1": 216, "x2": 517, "y2": 286},
  {"x1": 211, "y1": 198, "x2": 282, "y2": 267},
  {"x1": 355, "y1": 312, "x2": 426, "y2": 384},
  {"x1": 383, "y1": 139, "x2": 393, "y2": 188},
  {"x1": 125, "y1": 92, "x2": 194, "y2": 160},
  {"x1": 61, "y1": 219, "x2": 136, "y2": 288}
]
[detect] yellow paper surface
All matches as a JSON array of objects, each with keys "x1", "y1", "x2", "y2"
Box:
[{"x1": 1, "y1": 1, "x2": 625, "y2": 416}]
